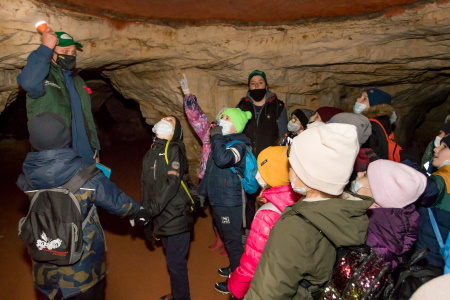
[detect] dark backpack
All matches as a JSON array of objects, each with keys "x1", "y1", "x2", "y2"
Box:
[
  {"x1": 18, "y1": 164, "x2": 100, "y2": 265},
  {"x1": 382, "y1": 248, "x2": 440, "y2": 299},
  {"x1": 295, "y1": 211, "x2": 390, "y2": 300}
]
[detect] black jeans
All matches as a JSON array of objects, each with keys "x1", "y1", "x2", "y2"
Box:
[
  {"x1": 213, "y1": 205, "x2": 244, "y2": 271},
  {"x1": 162, "y1": 232, "x2": 191, "y2": 300}
]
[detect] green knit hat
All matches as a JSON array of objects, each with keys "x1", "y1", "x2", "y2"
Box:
[
  {"x1": 221, "y1": 108, "x2": 252, "y2": 133},
  {"x1": 56, "y1": 32, "x2": 83, "y2": 48},
  {"x1": 248, "y1": 70, "x2": 267, "y2": 85}
]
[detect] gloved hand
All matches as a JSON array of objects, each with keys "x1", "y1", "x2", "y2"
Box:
[
  {"x1": 131, "y1": 207, "x2": 151, "y2": 226},
  {"x1": 178, "y1": 73, "x2": 190, "y2": 95},
  {"x1": 210, "y1": 125, "x2": 223, "y2": 137}
]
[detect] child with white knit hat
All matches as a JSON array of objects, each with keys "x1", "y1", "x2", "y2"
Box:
[
  {"x1": 245, "y1": 123, "x2": 374, "y2": 299},
  {"x1": 350, "y1": 159, "x2": 426, "y2": 270}
]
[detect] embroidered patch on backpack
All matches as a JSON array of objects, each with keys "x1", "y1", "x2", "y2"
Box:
[
  {"x1": 221, "y1": 216, "x2": 230, "y2": 224},
  {"x1": 171, "y1": 161, "x2": 180, "y2": 169}
]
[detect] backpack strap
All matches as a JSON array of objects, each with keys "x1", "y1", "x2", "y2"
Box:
[
  {"x1": 164, "y1": 140, "x2": 195, "y2": 212},
  {"x1": 428, "y1": 208, "x2": 445, "y2": 251},
  {"x1": 369, "y1": 118, "x2": 390, "y2": 141},
  {"x1": 255, "y1": 202, "x2": 282, "y2": 217},
  {"x1": 63, "y1": 164, "x2": 101, "y2": 194},
  {"x1": 293, "y1": 209, "x2": 337, "y2": 249}
]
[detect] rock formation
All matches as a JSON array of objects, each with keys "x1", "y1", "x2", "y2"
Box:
[{"x1": 1, "y1": 0, "x2": 450, "y2": 176}]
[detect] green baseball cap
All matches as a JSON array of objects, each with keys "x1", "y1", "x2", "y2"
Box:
[
  {"x1": 248, "y1": 70, "x2": 267, "y2": 84},
  {"x1": 56, "y1": 32, "x2": 83, "y2": 48}
]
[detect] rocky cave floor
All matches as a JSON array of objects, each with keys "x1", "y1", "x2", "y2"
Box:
[{"x1": 0, "y1": 139, "x2": 231, "y2": 300}]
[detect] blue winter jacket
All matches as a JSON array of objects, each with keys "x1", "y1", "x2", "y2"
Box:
[
  {"x1": 16, "y1": 148, "x2": 140, "y2": 299},
  {"x1": 199, "y1": 133, "x2": 251, "y2": 207},
  {"x1": 415, "y1": 206, "x2": 450, "y2": 270}
]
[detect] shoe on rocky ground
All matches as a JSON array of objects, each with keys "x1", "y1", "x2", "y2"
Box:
[
  {"x1": 215, "y1": 280, "x2": 230, "y2": 294},
  {"x1": 218, "y1": 267, "x2": 231, "y2": 277}
]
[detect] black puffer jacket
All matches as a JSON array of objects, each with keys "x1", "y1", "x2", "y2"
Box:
[{"x1": 141, "y1": 137, "x2": 194, "y2": 236}]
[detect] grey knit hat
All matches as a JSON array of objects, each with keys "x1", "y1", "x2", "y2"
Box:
[
  {"x1": 329, "y1": 112, "x2": 372, "y2": 146},
  {"x1": 28, "y1": 112, "x2": 71, "y2": 151}
]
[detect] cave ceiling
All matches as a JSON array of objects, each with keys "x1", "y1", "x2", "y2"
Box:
[{"x1": 1, "y1": 0, "x2": 450, "y2": 156}]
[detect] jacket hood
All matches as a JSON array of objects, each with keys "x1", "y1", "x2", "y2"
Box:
[
  {"x1": 262, "y1": 185, "x2": 301, "y2": 212},
  {"x1": 362, "y1": 104, "x2": 394, "y2": 119},
  {"x1": 18, "y1": 149, "x2": 86, "y2": 190},
  {"x1": 292, "y1": 192, "x2": 373, "y2": 247}
]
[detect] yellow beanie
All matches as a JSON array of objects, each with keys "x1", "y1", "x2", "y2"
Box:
[{"x1": 257, "y1": 146, "x2": 290, "y2": 187}]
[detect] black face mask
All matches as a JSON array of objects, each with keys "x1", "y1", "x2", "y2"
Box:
[
  {"x1": 249, "y1": 89, "x2": 266, "y2": 102},
  {"x1": 55, "y1": 53, "x2": 76, "y2": 70}
]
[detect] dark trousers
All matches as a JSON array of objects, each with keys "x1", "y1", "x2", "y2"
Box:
[
  {"x1": 213, "y1": 205, "x2": 244, "y2": 271},
  {"x1": 162, "y1": 232, "x2": 191, "y2": 300},
  {"x1": 46, "y1": 279, "x2": 106, "y2": 300}
]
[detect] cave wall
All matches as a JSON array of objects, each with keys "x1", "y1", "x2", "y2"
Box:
[{"x1": 1, "y1": 0, "x2": 450, "y2": 175}]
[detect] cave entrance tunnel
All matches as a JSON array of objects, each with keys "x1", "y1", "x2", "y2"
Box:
[
  {"x1": 1, "y1": 68, "x2": 450, "y2": 166},
  {"x1": 0, "y1": 69, "x2": 154, "y2": 151}
]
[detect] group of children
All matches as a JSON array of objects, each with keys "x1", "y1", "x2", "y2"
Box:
[
  {"x1": 178, "y1": 71, "x2": 450, "y2": 299},
  {"x1": 16, "y1": 69, "x2": 450, "y2": 300}
]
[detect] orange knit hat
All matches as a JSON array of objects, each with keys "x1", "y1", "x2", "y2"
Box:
[{"x1": 257, "y1": 146, "x2": 290, "y2": 187}]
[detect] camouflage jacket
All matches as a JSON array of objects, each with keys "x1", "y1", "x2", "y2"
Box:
[{"x1": 17, "y1": 149, "x2": 140, "y2": 299}]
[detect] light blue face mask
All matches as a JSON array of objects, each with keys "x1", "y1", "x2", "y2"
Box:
[
  {"x1": 390, "y1": 111, "x2": 397, "y2": 124},
  {"x1": 353, "y1": 102, "x2": 367, "y2": 114},
  {"x1": 219, "y1": 119, "x2": 234, "y2": 135},
  {"x1": 349, "y1": 179, "x2": 370, "y2": 194}
]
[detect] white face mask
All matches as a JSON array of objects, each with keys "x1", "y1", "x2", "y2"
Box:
[
  {"x1": 353, "y1": 102, "x2": 367, "y2": 114},
  {"x1": 287, "y1": 121, "x2": 301, "y2": 133},
  {"x1": 390, "y1": 111, "x2": 397, "y2": 124},
  {"x1": 152, "y1": 119, "x2": 173, "y2": 136},
  {"x1": 255, "y1": 171, "x2": 267, "y2": 189},
  {"x1": 435, "y1": 136, "x2": 443, "y2": 148},
  {"x1": 219, "y1": 119, "x2": 234, "y2": 135},
  {"x1": 439, "y1": 160, "x2": 450, "y2": 169},
  {"x1": 349, "y1": 179, "x2": 370, "y2": 194},
  {"x1": 290, "y1": 176, "x2": 306, "y2": 195}
]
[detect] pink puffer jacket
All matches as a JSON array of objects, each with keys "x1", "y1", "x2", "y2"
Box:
[{"x1": 228, "y1": 185, "x2": 300, "y2": 299}]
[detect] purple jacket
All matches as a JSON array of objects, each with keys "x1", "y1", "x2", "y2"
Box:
[
  {"x1": 366, "y1": 204, "x2": 419, "y2": 270},
  {"x1": 183, "y1": 94, "x2": 211, "y2": 179}
]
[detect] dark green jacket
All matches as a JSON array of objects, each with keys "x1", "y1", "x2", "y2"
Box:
[
  {"x1": 17, "y1": 45, "x2": 99, "y2": 153},
  {"x1": 245, "y1": 193, "x2": 373, "y2": 300}
]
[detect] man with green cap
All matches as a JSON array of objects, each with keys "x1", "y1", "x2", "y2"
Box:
[{"x1": 17, "y1": 26, "x2": 100, "y2": 164}]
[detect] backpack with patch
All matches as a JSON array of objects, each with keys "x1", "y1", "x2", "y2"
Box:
[
  {"x1": 18, "y1": 164, "x2": 100, "y2": 265},
  {"x1": 295, "y1": 211, "x2": 390, "y2": 300},
  {"x1": 369, "y1": 118, "x2": 403, "y2": 162},
  {"x1": 226, "y1": 140, "x2": 259, "y2": 195}
]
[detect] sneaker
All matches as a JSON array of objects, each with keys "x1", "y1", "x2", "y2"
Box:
[
  {"x1": 215, "y1": 280, "x2": 230, "y2": 294},
  {"x1": 159, "y1": 294, "x2": 173, "y2": 300},
  {"x1": 218, "y1": 267, "x2": 231, "y2": 277}
]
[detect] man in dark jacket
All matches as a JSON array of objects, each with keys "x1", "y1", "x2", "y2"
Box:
[
  {"x1": 17, "y1": 26, "x2": 100, "y2": 164},
  {"x1": 236, "y1": 70, "x2": 288, "y2": 234},
  {"x1": 17, "y1": 112, "x2": 148, "y2": 300},
  {"x1": 142, "y1": 116, "x2": 194, "y2": 300}
]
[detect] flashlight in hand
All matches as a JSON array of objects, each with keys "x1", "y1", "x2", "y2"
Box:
[{"x1": 35, "y1": 21, "x2": 47, "y2": 34}]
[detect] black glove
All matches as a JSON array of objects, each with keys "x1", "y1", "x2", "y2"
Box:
[
  {"x1": 132, "y1": 207, "x2": 151, "y2": 226},
  {"x1": 210, "y1": 125, "x2": 223, "y2": 137}
]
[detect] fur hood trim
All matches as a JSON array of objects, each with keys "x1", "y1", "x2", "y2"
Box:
[{"x1": 362, "y1": 104, "x2": 394, "y2": 119}]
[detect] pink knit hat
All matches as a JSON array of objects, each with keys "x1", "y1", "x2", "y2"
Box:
[
  {"x1": 288, "y1": 123, "x2": 359, "y2": 195},
  {"x1": 367, "y1": 160, "x2": 427, "y2": 208}
]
